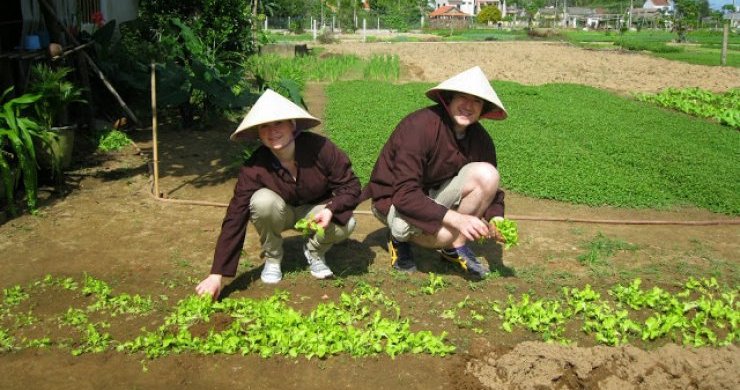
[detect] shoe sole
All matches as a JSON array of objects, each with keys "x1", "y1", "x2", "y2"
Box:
[
  {"x1": 438, "y1": 251, "x2": 468, "y2": 271},
  {"x1": 388, "y1": 240, "x2": 398, "y2": 267},
  {"x1": 310, "y1": 270, "x2": 334, "y2": 279},
  {"x1": 261, "y1": 276, "x2": 281, "y2": 284}
]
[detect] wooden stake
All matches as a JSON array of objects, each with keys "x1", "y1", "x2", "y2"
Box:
[{"x1": 151, "y1": 63, "x2": 160, "y2": 198}]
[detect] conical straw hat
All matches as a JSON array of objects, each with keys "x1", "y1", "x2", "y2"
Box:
[
  {"x1": 230, "y1": 89, "x2": 321, "y2": 141},
  {"x1": 425, "y1": 66, "x2": 508, "y2": 120}
]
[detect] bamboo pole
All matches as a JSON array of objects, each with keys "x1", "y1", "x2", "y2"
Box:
[{"x1": 150, "y1": 63, "x2": 160, "y2": 198}]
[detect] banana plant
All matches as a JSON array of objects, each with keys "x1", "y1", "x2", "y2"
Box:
[{"x1": 0, "y1": 87, "x2": 53, "y2": 216}]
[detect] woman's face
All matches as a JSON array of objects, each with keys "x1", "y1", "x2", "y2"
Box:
[
  {"x1": 257, "y1": 120, "x2": 295, "y2": 151},
  {"x1": 448, "y1": 92, "x2": 484, "y2": 130}
]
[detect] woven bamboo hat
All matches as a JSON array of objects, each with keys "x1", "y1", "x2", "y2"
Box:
[
  {"x1": 425, "y1": 66, "x2": 508, "y2": 120},
  {"x1": 230, "y1": 89, "x2": 321, "y2": 141}
]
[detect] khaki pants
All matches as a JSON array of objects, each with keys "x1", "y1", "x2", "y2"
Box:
[
  {"x1": 372, "y1": 162, "x2": 477, "y2": 241},
  {"x1": 249, "y1": 188, "x2": 356, "y2": 263}
]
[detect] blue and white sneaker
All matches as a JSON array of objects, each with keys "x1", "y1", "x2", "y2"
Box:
[
  {"x1": 438, "y1": 246, "x2": 489, "y2": 278},
  {"x1": 304, "y1": 244, "x2": 334, "y2": 279}
]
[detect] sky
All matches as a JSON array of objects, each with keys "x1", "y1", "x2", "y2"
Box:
[{"x1": 709, "y1": 0, "x2": 736, "y2": 10}]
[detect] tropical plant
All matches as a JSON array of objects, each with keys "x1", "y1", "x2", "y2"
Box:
[
  {"x1": 0, "y1": 88, "x2": 55, "y2": 215},
  {"x1": 27, "y1": 64, "x2": 85, "y2": 129}
]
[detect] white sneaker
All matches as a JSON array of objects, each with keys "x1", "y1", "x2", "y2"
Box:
[
  {"x1": 261, "y1": 261, "x2": 282, "y2": 284},
  {"x1": 303, "y1": 245, "x2": 334, "y2": 279}
]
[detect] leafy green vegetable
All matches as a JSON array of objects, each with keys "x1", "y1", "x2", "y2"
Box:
[
  {"x1": 491, "y1": 218, "x2": 519, "y2": 249},
  {"x1": 294, "y1": 216, "x2": 325, "y2": 239}
]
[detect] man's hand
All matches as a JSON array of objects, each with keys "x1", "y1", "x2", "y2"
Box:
[
  {"x1": 313, "y1": 208, "x2": 333, "y2": 229},
  {"x1": 195, "y1": 274, "x2": 222, "y2": 300},
  {"x1": 488, "y1": 219, "x2": 508, "y2": 244},
  {"x1": 446, "y1": 211, "x2": 490, "y2": 242}
]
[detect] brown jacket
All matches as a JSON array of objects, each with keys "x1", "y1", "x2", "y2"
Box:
[
  {"x1": 211, "y1": 132, "x2": 361, "y2": 276},
  {"x1": 363, "y1": 105, "x2": 505, "y2": 235}
]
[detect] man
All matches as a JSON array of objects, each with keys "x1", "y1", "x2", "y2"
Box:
[{"x1": 364, "y1": 66, "x2": 507, "y2": 278}]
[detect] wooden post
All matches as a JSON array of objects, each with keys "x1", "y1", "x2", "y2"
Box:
[
  {"x1": 721, "y1": 20, "x2": 729, "y2": 66},
  {"x1": 150, "y1": 63, "x2": 160, "y2": 198}
]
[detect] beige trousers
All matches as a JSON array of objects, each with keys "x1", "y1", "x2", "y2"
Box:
[{"x1": 249, "y1": 188, "x2": 356, "y2": 263}]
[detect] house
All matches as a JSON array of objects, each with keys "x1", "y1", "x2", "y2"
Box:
[
  {"x1": 642, "y1": 0, "x2": 674, "y2": 13},
  {"x1": 431, "y1": 0, "x2": 506, "y2": 16},
  {"x1": 630, "y1": 7, "x2": 664, "y2": 28},
  {"x1": 1, "y1": 0, "x2": 138, "y2": 95},
  {"x1": 429, "y1": 5, "x2": 473, "y2": 28},
  {"x1": 430, "y1": 5, "x2": 473, "y2": 20},
  {"x1": 537, "y1": 7, "x2": 560, "y2": 27},
  {"x1": 564, "y1": 7, "x2": 596, "y2": 28},
  {"x1": 15, "y1": 0, "x2": 138, "y2": 46},
  {"x1": 725, "y1": 12, "x2": 740, "y2": 29}
]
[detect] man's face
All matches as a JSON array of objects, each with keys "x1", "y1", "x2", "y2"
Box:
[{"x1": 448, "y1": 92, "x2": 484, "y2": 129}]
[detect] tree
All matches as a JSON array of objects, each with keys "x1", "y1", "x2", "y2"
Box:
[
  {"x1": 271, "y1": 0, "x2": 307, "y2": 18},
  {"x1": 477, "y1": 6, "x2": 502, "y2": 24}
]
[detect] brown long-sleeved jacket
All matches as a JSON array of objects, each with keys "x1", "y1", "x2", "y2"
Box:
[
  {"x1": 211, "y1": 132, "x2": 361, "y2": 276},
  {"x1": 363, "y1": 104, "x2": 505, "y2": 235}
]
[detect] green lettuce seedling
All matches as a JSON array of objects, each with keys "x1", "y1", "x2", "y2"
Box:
[
  {"x1": 490, "y1": 217, "x2": 519, "y2": 249},
  {"x1": 294, "y1": 216, "x2": 325, "y2": 239}
]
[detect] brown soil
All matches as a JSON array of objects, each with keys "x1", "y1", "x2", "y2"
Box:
[
  {"x1": 1, "y1": 41, "x2": 738, "y2": 389},
  {"x1": 322, "y1": 41, "x2": 740, "y2": 94}
]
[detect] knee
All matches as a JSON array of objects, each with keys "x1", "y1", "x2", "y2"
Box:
[
  {"x1": 471, "y1": 162, "x2": 500, "y2": 194},
  {"x1": 250, "y1": 188, "x2": 285, "y2": 217}
]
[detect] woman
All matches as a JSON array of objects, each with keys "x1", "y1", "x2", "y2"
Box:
[{"x1": 196, "y1": 89, "x2": 360, "y2": 299}]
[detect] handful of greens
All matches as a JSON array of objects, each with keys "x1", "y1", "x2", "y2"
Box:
[
  {"x1": 490, "y1": 217, "x2": 519, "y2": 249},
  {"x1": 294, "y1": 217, "x2": 325, "y2": 239}
]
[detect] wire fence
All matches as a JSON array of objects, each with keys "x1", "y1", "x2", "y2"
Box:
[{"x1": 261, "y1": 14, "x2": 427, "y2": 32}]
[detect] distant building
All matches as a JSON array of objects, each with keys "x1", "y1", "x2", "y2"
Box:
[
  {"x1": 430, "y1": 0, "x2": 506, "y2": 16},
  {"x1": 642, "y1": 0, "x2": 674, "y2": 13},
  {"x1": 429, "y1": 4, "x2": 472, "y2": 28}
]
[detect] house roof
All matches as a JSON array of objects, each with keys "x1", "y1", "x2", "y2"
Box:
[
  {"x1": 649, "y1": 0, "x2": 671, "y2": 6},
  {"x1": 430, "y1": 6, "x2": 470, "y2": 18},
  {"x1": 632, "y1": 7, "x2": 660, "y2": 15},
  {"x1": 567, "y1": 7, "x2": 595, "y2": 16}
]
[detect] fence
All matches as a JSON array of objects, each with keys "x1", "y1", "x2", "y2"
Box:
[{"x1": 263, "y1": 13, "x2": 425, "y2": 33}]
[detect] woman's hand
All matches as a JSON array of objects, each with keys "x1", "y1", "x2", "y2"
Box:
[
  {"x1": 313, "y1": 208, "x2": 334, "y2": 229},
  {"x1": 195, "y1": 274, "x2": 222, "y2": 300}
]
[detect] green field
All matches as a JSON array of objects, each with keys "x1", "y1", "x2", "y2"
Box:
[{"x1": 325, "y1": 81, "x2": 740, "y2": 214}]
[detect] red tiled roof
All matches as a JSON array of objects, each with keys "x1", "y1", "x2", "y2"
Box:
[
  {"x1": 649, "y1": 0, "x2": 670, "y2": 6},
  {"x1": 430, "y1": 6, "x2": 469, "y2": 18},
  {"x1": 430, "y1": 6, "x2": 456, "y2": 17}
]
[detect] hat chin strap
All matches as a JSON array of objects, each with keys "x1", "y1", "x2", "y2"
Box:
[
  {"x1": 289, "y1": 119, "x2": 302, "y2": 141},
  {"x1": 436, "y1": 91, "x2": 452, "y2": 117}
]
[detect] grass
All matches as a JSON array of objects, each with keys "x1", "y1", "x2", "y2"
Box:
[
  {"x1": 577, "y1": 232, "x2": 638, "y2": 266},
  {"x1": 563, "y1": 29, "x2": 740, "y2": 67},
  {"x1": 245, "y1": 53, "x2": 400, "y2": 90},
  {"x1": 652, "y1": 46, "x2": 740, "y2": 67},
  {"x1": 325, "y1": 80, "x2": 740, "y2": 215}
]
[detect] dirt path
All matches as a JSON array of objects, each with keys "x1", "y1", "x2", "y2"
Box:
[
  {"x1": 1, "y1": 42, "x2": 738, "y2": 389},
  {"x1": 321, "y1": 41, "x2": 740, "y2": 94}
]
